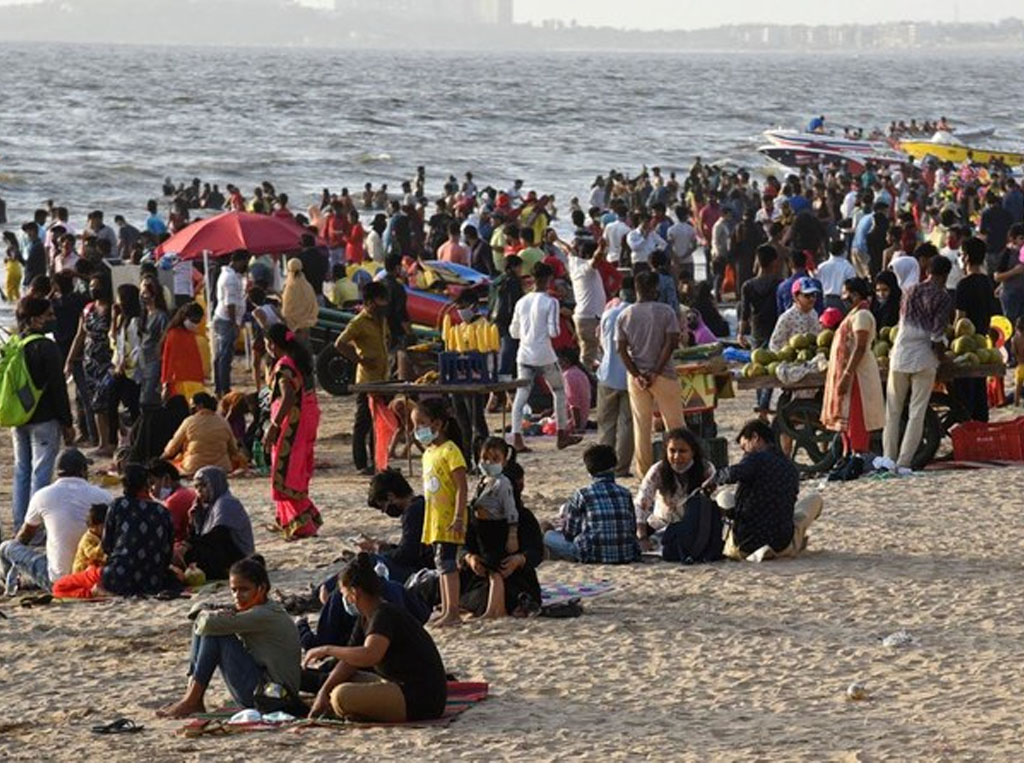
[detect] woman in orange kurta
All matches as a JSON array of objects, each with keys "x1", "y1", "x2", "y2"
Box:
[
  {"x1": 161, "y1": 302, "x2": 208, "y2": 401},
  {"x1": 822, "y1": 278, "x2": 885, "y2": 456}
]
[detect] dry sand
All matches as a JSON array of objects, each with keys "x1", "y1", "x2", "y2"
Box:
[{"x1": 1, "y1": 374, "x2": 1023, "y2": 762}]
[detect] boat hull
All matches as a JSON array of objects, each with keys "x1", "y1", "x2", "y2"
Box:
[{"x1": 899, "y1": 140, "x2": 1024, "y2": 166}]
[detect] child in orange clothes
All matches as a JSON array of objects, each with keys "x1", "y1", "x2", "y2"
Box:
[{"x1": 54, "y1": 504, "x2": 109, "y2": 598}]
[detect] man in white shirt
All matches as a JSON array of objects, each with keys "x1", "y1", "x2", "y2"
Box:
[
  {"x1": 883, "y1": 257, "x2": 953, "y2": 472},
  {"x1": 666, "y1": 205, "x2": 698, "y2": 282},
  {"x1": 509, "y1": 263, "x2": 582, "y2": 453},
  {"x1": 710, "y1": 207, "x2": 734, "y2": 299},
  {"x1": 212, "y1": 250, "x2": 249, "y2": 397},
  {"x1": 626, "y1": 213, "x2": 667, "y2": 266},
  {"x1": 602, "y1": 205, "x2": 631, "y2": 265},
  {"x1": 816, "y1": 239, "x2": 857, "y2": 310},
  {"x1": 568, "y1": 239, "x2": 607, "y2": 370},
  {"x1": 0, "y1": 449, "x2": 113, "y2": 593}
]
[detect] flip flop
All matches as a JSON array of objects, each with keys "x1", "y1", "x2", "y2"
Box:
[
  {"x1": 92, "y1": 717, "x2": 144, "y2": 735},
  {"x1": 19, "y1": 593, "x2": 53, "y2": 608}
]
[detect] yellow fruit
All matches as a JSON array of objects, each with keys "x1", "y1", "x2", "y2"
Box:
[
  {"x1": 955, "y1": 318, "x2": 976, "y2": 338},
  {"x1": 184, "y1": 565, "x2": 206, "y2": 588},
  {"x1": 767, "y1": 362, "x2": 780, "y2": 378},
  {"x1": 742, "y1": 363, "x2": 755, "y2": 378},
  {"x1": 887, "y1": 326, "x2": 899, "y2": 343},
  {"x1": 751, "y1": 348, "x2": 775, "y2": 366},
  {"x1": 817, "y1": 346, "x2": 830, "y2": 358},
  {"x1": 797, "y1": 349, "x2": 813, "y2": 363},
  {"x1": 777, "y1": 346, "x2": 797, "y2": 362},
  {"x1": 817, "y1": 329, "x2": 835, "y2": 348},
  {"x1": 750, "y1": 363, "x2": 767, "y2": 377},
  {"x1": 790, "y1": 334, "x2": 811, "y2": 350},
  {"x1": 973, "y1": 334, "x2": 990, "y2": 350},
  {"x1": 879, "y1": 326, "x2": 892, "y2": 341},
  {"x1": 874, "y1": 341, "x2": 891, "y2": 358},
  {"x1": 944, "y1": 324, "x2": 955, "y2": 341}
]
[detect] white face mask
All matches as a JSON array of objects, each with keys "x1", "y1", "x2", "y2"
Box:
[
  {"x1": 670, "y1": 459, "x2": 694, "y2": 475},
  {"x1": 157, "y1": 486, "x2": 172, "y2": 501},
  {"x1": 184, "y1": 320, "x2": 198, "y2": 331}
]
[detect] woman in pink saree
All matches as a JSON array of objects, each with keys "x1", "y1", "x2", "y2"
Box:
[{"x1": 262, "y1": 324, "x2": 323, "y2": 540}]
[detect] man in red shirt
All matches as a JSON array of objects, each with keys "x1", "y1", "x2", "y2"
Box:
[
  {"x1": 320, "y1": 202, "x2": 349, "y2": 265},
  {"x1": 699, "y1": 193, "x2": 721, "y2": 247}
]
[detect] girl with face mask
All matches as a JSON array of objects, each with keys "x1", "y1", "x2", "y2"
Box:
[
  {"x1": 160, "y1": 302, "x2": 208, "y2": 403},
  {"x1": 634, "y1": 428, "x2": 720, "y2": 561},
  {"x1": 147, "y1": 459, "x2": 197, "y2": 543}
]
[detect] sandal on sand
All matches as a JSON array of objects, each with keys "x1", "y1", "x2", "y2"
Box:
[
  {"x1": 92, "y1": 718, "x2": 144, "y2": 735},
  {"x1": 19, "y1": 593, "x2": 53, "y2": 608}
]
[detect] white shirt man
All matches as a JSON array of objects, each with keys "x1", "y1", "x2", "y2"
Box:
[
  {"x1": 626, "y1": 224, "x2": 667, "y2": 266},
  {"x1": 711, "y1": 214, "x2": 732, "y2": 262},
  {"x1": 0, "y1": 449, "x2": 113, "y2": 592},
  {"x1": 603, "y1": 216, "x2": 631, "y2": 264},
  {"x1": 568, "y1": 246, "x2": 607, "y2": 369},
  {"x1": 214, "y1": 260, "x2": 246, "y2": 325},
  {"x1": 666, "y1": 216, "x2": 697, "y2": 272},
  {"x1": 816, "y1": 247, "x2": 857, "y2": 300}
]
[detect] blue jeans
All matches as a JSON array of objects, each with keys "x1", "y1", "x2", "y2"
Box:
[
  {"x1": 543, "y1": 530, "x2": 581, "y2": 562},
  {"x1": 11, "y1": 419, "x2": 61, "y2": 534},
  {"x1": 213, "y1": 319, "x2": 238, "y2": 395},
  {"x1": 189, "y1": 632, "x2": 264, "y2": 708},
  {"x1": 0, "y1": 539, "x2": 50, "y2": 593}
]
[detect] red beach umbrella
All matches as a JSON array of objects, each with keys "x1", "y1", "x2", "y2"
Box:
[{"x1": 154, "y1": 211, "x2": 318, "y2": 260}]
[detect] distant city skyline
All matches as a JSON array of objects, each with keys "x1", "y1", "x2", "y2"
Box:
[{"x1": 1, "y1": 0, "x2": 1023, "y2": 29}]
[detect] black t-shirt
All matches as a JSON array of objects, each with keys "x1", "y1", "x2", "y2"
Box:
[
  {"x1": 740, "y1": 275, "x2": 782, "y2": 343},
  {"x1": 955, "y1": 273, "x2": 998, "y2": 333},
  {"x1": 298, "y1": 247, "x2": 329, "y2": 297},
  {"x1": 24, "y1": 336, "x2": 72, "y2": 427},
  {"x1": 383, "y1": 274, "x2": 410, "y2": 342},
  {"x1": 351, "y1": 602, "x2": 447, "y2": 721}
]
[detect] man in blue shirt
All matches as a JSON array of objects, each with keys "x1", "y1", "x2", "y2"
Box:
[
  {"x1": 595, "y1": 277, "x2": 634, "y2": 477},
  {"x1": 807, "y1": 115, "x2": 826, "y2": 134},
  {"x1": 1003, "y1": 179, "x2": 1024, "y2": 224},
  {"x1": 776, "y1": 250, "x2": 824, "y2": 315},
  {"x1": 145, "y1": 199, "x2": 167, "y2": 236}
]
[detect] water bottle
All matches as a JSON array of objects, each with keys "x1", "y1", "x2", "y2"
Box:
[{"x1": 252, "y1": 439, "x2": 267, "y2": 475}]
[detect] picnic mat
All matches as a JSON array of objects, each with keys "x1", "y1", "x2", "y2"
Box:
[
  {"x1": 180, "y1": 681, "x2": 489, "y2": 737},
  {"x1": 540, "y1": 580, "x2": 615, "y2": 606}
]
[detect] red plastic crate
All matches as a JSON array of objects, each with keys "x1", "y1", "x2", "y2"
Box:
[{"x1": 951, "y1": 417, "x2": 1024, "y2": 461}]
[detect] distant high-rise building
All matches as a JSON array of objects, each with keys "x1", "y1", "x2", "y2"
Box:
[{"x1": 333, "y1": 0, "x2": 512, "y2": 25}]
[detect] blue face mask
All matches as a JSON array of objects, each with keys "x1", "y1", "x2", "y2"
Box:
[
  {"x1": 414, "y1": 426, "x2": 436, "y2": 445},
  {"x1": 480, "y1": 462, "x2": 503, "y2": 478},
  {"x1": 342, "y1": 594, "x2": 360, "y2": 617}
]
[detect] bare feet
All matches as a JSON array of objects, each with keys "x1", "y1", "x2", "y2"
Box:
[
  {"x1": 428, "y1": 612, "x2": 462, "y2": 628},
  {"x1": 155, "y1": 698, "x2": 206, "y2": 719},
  {"x1": 512, "y1": 436, "x2": 531, "y2": 453}
]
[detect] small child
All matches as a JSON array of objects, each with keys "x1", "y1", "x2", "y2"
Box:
[
  {"x1": 412, "y1": 399, "x2": 468, "y2": 627},
  {"x1": 1013, "y1": 317, "x2": 1024, "y2": 407},
  {"x1": 469, "y1": 438, "x2": 519, "y2": 619},
  {"x1": 72, "y1": 503, "x2": 108, "y2": 573}
]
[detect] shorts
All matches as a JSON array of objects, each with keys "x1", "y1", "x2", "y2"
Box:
[
  {"x1": 433, "y1": 542, "x2": 459, "y2": 575},
  {"x1": 1016, "y1": 366, "x2": 1024, "y2": 386}
]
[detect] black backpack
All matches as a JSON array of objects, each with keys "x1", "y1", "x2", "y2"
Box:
[{"x1": 661, "y1": 494, "x2": 724, "y2": 564}]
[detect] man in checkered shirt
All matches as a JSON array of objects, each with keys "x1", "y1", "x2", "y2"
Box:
[{"x1": 544, "y1": 444, "x2": 640, "y2": 564}]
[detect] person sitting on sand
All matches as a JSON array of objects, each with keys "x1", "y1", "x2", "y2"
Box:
[
  {"x1": 161, "y1": 392, "x2": 245, "y2": 476},
  {"x1": 460, "y1": 458, "x2": 543, "y2": 618},
  {"x1": 147, "y1": 459, "x2": 198, "y2": 543},
  {"x1": 0, "y1": 448, "x2": 113, "y2": 595},
  {"x1": 712, "y1": 420, "x2": 822, "y2": 560},
  {"x1": 99, "y1": 463, "x2": 176, "y2": 596},
  {"x1": 634, "y1": 428, "x2": 722, "y2": 563},
  {"x1": 156, "y1": 555, "x2": 302, "y2": 718},
  {"x1": 172, "y1": 466, "x2": 255, "y2": 582},
  {"x1": 71, "y1": 503, "x2": 108, "y2": 573},
  {"x1": 544, "y1": 444, "x2": 640, "y2": 564},
  {"x1": 305, "y1": 553, "x2": 447, "y2": 724},
  {"x1": 359, "y1": 469, "x2": 434, "y2": 585}
]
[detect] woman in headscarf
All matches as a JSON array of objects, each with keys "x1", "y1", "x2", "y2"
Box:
[
  {"x1": 262, "y1": 323, "x2": 323, "y2": 540},
  {"x1": 822, "y1": 278, "x2": 885, "y2": 459},
  {"x1": 871, "y1": 270, "x2": 902, "y2": 331},
  {"x1": 281, "y1": 257, "x2": 319, "y2": 344},
  {"x1": 174, "y1": 465, "x2": 255, "y2": 580}
]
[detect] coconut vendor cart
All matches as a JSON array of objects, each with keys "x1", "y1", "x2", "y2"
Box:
[
  {"x1": 670, "y1": 343, "x2": 736, "y2": 467},
  {"x1": 734, "y1": 361, "x2": 1006, "y2": 476}
]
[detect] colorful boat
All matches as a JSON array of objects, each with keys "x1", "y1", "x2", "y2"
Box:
[
  {"x1": 758, "y1": 144, "x2": 903, "y2": 175},
  {"x1": 899, "y1": 132, "x2": 1024, "y2": 166},
  {"x1": 763, "y1": 129, "x2": 897, "y2": 157}
]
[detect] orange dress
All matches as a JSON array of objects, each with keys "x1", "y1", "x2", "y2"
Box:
[{"x1": 161, "y1": 327, "x2": 207, "y2": 400}]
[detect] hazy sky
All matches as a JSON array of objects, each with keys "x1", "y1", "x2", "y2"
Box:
[
  {"x1": 1, "y1": 0, "x2": 1020, "y2": 28},
  {"x1": 511, "y1": 0, "x2": 1020, "y2": 29}
]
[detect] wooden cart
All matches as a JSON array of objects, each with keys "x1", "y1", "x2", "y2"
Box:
[{"x1": 734, "y1": 362, "x2": 1005, "y2": 475}]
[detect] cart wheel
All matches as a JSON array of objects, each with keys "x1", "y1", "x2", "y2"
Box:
[
  {"x1": 316, "y1": 346, "x2": 355, "y2": 397},
  {"x1": 774, "y1": 396, "x2": 840, "y2": 477},
  {"x1": 868, "y1": 403, "x2": 942, "y2": 470}
]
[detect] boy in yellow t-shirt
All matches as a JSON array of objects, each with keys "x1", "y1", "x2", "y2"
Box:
[{"x1": 72, "y1": 503, "x2": 109, "y2": 573}]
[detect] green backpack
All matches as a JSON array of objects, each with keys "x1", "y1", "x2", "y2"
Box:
[{"x1": 0, "y1": 333, "x2": 44, "y2": 428}]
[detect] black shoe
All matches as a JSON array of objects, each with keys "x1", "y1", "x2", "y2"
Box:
[{"x1": 357, "y1": 466, "x2": 375, "y2": 476}]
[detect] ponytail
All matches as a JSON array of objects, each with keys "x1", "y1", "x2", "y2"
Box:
[{"x1": 414, "y1": 398, "x2": 464, "y2": 451}]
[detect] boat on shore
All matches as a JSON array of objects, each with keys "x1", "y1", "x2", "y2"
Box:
[
  {"x1": 763, "y1": 129, "x2": 892, "y2": 157},
  {"x1": 899, "y1": 131, "x2": 1024, "y2": 166},
  {"x1": 758, "y1": 144, "x2": 904, "y2": 174}
]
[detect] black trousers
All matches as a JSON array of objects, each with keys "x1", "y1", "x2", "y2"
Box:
[
  {"x1": 353, "y1": 392, "x2": 374, "y2": 470},
  {"x1": 452, "y1": 393, "x2": 489, "y2": 465},
  {"x1": 108, "y1": 374, "x2": 141, "y2": 442}
]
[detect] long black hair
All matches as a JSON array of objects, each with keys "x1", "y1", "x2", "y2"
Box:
[
  {"x1": 230, "y1": 554, "x2": 270, "y2": 592},
  {"x1": 657, "y1": 428, "x2": 707, "y2": 498},
  {"x1": 265, "y1": 323, "x2": 313, "y2": 380}
]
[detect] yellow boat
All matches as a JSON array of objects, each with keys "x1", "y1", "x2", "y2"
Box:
[{"x1": 900, "y1": 131, "x2": 1024, "y2": 165}]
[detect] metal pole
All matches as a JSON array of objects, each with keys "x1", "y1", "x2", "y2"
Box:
[{"x1": 203, "y1": 249, "x2": 214, "y2": 384}]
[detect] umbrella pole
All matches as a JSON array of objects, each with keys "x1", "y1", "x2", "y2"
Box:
[{"x1": 203, "y1": 249, "x2": 215, "y2": 389}]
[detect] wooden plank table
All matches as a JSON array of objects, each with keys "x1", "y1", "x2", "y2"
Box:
[
  {"x1": 734, "y1": 363, "x2": 1005, "y2": 391},
  {"x1": 350, "y1": 379, "x2": 528, "y2": 473}
]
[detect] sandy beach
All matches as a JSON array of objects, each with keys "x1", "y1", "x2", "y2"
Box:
[{"x1": 1, "y1": 377, "x2": 1023, "y2": 762}]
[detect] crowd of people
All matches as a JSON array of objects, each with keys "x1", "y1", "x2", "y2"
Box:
[{"x1": 1, "y1": 148, "x2": 1022, "y2": 724}]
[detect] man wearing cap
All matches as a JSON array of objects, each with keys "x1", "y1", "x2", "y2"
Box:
[
  {"x1": 770, "y1": 277, "x2": 822, "y2": 354},
  {"x1": 777, "y1": 250, "x2": 824, "y2": 316},
  {"x1": 0, "y1": 448, "x2": 113, "y2": 594}
]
